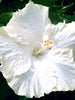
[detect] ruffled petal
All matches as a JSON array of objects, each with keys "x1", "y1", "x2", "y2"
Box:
[
  {"x1": 46, "y1": 48, "x2": 75, "y2": 91},
  {"x1": 5, "y1": 2, "x2": 50, "y2": 44},
  {"x1": 47, "y1": 48, "x2": 74, "y2": 64},
  {"x1": 8, "y1": 47, "x2": 75, "y2": 98},
  {"x1": 0, "y1": 27, "x2": 31, "y2": 79},
  {"x1": 53, "y1": 22, "x2": 75, "y2": 49},
  {"x1": 7, "y1": 56, "x2": 56, "y2": 98},
  {"x1": 48, "y1": 21, "x2": 75, "y2": 90},
  {"x1": 44, "y1": 21, "x2": 66, "y2": 41},
  {"x1": 56, "y1": 63, "x2": 75, "y2": 91},
  {"x1": 43, "y1": 24, "x2": 53, "y2": 41}
]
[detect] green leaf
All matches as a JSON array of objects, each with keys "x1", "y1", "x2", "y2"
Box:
[
  {"x1": 32, "y1": 0, "x2": 53, "y2": 6},
  {"x1": 19, "y1": 96, "x2": 29, "y2": 100},
  {"x1": 0, "y1": 0, "x2": 27, "y2": 14},
  {"x1": 0, "y1": 12, "x2": 12, "y2": 26}
]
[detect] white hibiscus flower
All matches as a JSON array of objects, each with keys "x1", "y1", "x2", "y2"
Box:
[{"x1": 0, "y1": 2, "x2": 75, "y2": 98}]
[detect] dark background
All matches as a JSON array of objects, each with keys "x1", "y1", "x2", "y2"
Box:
[{"x1": 0, "y1": 0, "x2": 75, "y2": 100}]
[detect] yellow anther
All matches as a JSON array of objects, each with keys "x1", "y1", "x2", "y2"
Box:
[
  {"x1": 41, "y1": 40, "x2": 52, "y2": 48},
  {"x1": 49, "y1": 41, "x2": 52, "y2": 44},
  {"x1": 44, "y1": 40, "x2": 47, "y2": 43},
  {"x1": 46, "y1": 42, "x2": 49, "y2": 46},
  {"x1": 44, "y1": 40, "x2": 52, "y2": 46},
  {"x1": 47, "y1": 40, "x2": 49, "y2": 42},
  {"x1": 44, "y1": 43, "x2": 46, "y2": 46}
]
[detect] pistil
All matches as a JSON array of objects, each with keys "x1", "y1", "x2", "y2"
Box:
[{"x1": 32, "y1": 40, "x2": 54, "y2": 57}]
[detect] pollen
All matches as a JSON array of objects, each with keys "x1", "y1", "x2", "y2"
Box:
[
  {"x1": 46, "y1": 42, "x2": 49, "y2": 46},
  {"x1": 40, "y1": 40, "x2": 53, "y2": 52},
  {"x1": 44, "y1": 40, "x2": 52, "y2": 47},
  {"x1": 44, "y1": 44, "x2": 47, "y2": 46},
  {"x1": 49, "y1": 41, "x2": 52, "y2": 44},
  {"x1": 47, "y1": 40, "x2": 49, "y2": 42}
]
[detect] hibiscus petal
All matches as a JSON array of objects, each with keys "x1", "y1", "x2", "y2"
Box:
[
  {"x1": 54, "y1": 22, "x2": 75, "y2": 49},
  {"x1": 56, "y1": 63, "x2": 75, "y2": 91},
  {"x1": 47, "y1": 48, "x2": 74, "y2": 64},
  {"x1": 5, "y1": 2, "x2": 50, "y2": 43},
  {"x1": 42, "y1": 24, "x2": 53, "y2": 41},
  {"x1": 0, "y1": 27, "x2": 31, "y2": 79},
  {"x1": 46, "y1": 48, "x2": 75, "y2": 91},
  {"x1": 7, "y1": 57, "x2": 57, "y2": 98}
]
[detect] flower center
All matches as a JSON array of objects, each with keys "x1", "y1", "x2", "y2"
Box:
[
  {"x1": 32, "y1": 40, "x2": 54, "y2": 57},
  {"x1": 40, "y1": 40, "x2": 53, "y2": 50}
]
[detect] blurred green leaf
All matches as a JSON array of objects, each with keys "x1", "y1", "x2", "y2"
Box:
[
  {"x1": 0, "y1": 0, "x2": 27, "y2": 14},
  {"x1": 70, "y1": 12, "x2": 75, "y2": 21},
  {"x1": 31, "y1": 0, "x2": 53, "y2": 6},
  {"x1": 0, "y1": 12, "x2": 12, "y2": 26},
  {"x1": 19, "y1": 96, "x2": 29, "y2": 100}
]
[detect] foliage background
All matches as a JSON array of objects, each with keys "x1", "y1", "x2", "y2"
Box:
[{"x1": 0, "y1": 0, "x2": 75, "y2": 100}]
